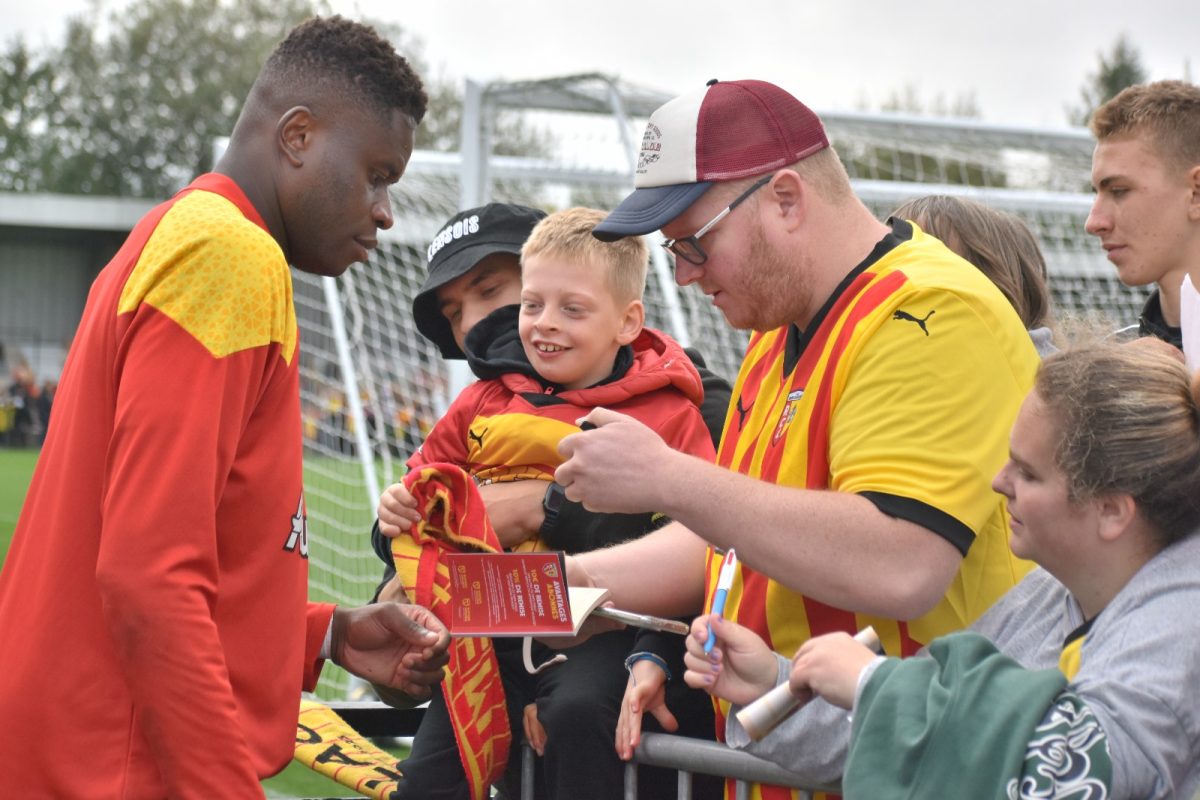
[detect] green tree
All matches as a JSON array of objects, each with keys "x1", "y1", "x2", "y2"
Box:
[
  {"x1": 1068, "y1": 34, "x2": 1148, "y2": 127},
  {"x1": 0, "y1": 0, "x2": 538, "y2": 197},
  {"x1": 0, "y1": 39, "x2": 57, "y2": 192},
  {"x1": 2, "y1": 0, "x2": 326, "y2": 196}
]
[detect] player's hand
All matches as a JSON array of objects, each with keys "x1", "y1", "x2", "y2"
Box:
[
  {"x1": 522, "y1": 703, "x2": 548, "y2": 757},
  {"x1": 377, "y1": 483, "x2": 420, "y2": 538},
  {"x1": 683, "y1": 614, "x2": 779, "y2": 706},
  {"x1": 555, "y1": 408, "x2": 680, "y2": 513},
  {"x1": 331, "y1": 603, "x2": 450, "y2": 699},
  {"x1": 616, "y1": 659, "x2": 676, "y2": 761},
  {"x1": 787, "y1": 632, "x2": 877, "y2": 710}
]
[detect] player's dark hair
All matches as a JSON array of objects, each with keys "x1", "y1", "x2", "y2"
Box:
[{"x1": 259, "y1": 15, "x2": 427, "y2": 125}]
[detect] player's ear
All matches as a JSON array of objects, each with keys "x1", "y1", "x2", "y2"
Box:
[
  {"x1": 277, "y1": 106, "x2": 316, "y2": 168},
  {"x1": 616, "y1": 299, "x2": 644, "y2": 345}
]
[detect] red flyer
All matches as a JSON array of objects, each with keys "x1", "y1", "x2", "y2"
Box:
[{"x1": 437, "y1": 551, "x2": 584, "y2": 636}]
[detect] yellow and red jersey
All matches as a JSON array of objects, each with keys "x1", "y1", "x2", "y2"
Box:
[
  {"x1": 707, "y1": 220, "x2": 1038, "y2": 799},
  {"x1": 0, "y1": 174, "x2": 331, "y2": 797}
]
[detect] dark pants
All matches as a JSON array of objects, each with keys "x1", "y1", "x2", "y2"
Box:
[{"x1": 392, "y1": 632, "x2": 720, "y2": 799}]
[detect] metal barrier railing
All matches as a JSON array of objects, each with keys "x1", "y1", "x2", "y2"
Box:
[
  {"x1": 625, "y1": 732, "x2": 838, "y2": 800},
  {"x1": 326, "y1": 703, "x2": 838, "y2": 799}
]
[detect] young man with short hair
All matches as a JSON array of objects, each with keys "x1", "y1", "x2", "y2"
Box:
[
  {"x1": 0, "y1": 17, "x2": 450, "y2": 797},
  {"x1": 1086, "y1": 79, "x2": 1200, "y2": 348}
]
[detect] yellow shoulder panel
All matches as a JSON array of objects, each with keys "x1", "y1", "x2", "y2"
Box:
[{"x1": 118, "y1": 190, "x2": 297, "y2": 363}]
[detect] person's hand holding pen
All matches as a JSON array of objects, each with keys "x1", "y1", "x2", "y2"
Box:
[
  {"x1": 682, "y1": 612, "x2": 780, "y2": 706},
  {"x1": 705, "y1": 548, "x2": 738, "y2": 654}
]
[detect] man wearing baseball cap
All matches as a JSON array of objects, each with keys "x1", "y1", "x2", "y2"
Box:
[{"x1": 557, "y1": 79, "x2": 1041, "y2": 793}]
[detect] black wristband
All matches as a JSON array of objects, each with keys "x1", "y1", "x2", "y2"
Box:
[{"x1": 540, "y1": 481, "x2": 567, "y2": 539}]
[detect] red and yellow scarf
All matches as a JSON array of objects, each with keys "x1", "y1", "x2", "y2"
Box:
[{"x1": 391, "y1": 463, "x2": 509, "y2": 800}]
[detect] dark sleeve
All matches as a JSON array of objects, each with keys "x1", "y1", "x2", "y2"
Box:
[
  {"x1": 371, "y1": 560, "x2": 396, "y2": 604},
  {"x1": 684, "y1": 346, "x2": 732, "y2": 449},
  {"x1": 630, "y1": 624, "x2": 691, "y2": 681},
  {"x1": 370, "y1": 518, "x2": 392, "y2": 566},
  {"x1": 540, "y1": 496, "x2": 666, "y2": 554},
  {"x1": 370, "y1": 518, "x2": 396, "y2": 603}
]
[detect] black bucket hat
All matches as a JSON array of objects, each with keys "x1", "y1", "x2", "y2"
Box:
[{"x1": 413, "y1": 203, "x2": 546, "y2": 359}]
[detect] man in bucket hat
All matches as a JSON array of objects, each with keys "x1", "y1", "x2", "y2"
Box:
[{"x1": 555, "y1": 79, "x2": 1041, "y2": 795}]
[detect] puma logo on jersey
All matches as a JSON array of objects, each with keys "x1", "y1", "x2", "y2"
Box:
[
  {"x1": 735, "y1": 395, "x2": 754, "y2": 429},
  {"x1": 283, "y1": 494, "x2": 309, "y2": 558},
  {"x1": 893, "y1": 309, "x2": 935, "y2": 336},
  {"x1": 468, "y1": 427, "x2": 487, "y2": 448}
]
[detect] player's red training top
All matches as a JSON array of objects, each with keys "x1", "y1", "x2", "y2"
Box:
[{"x1": 0, "y1": 174, "x2": 334, "y2": 798}]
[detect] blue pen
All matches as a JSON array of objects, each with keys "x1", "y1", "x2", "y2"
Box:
[{"x1": 705, "y1": 549, "x2": 738, "y2": 654}]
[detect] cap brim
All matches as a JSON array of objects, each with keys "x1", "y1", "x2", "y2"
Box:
[{"x1": 593, "y1": 181, "x2": 713, "y2": 241}]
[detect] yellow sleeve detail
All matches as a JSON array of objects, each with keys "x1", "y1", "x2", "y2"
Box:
[{"x1": 118, "y1": 190, "x2": 297, "y2": 363}]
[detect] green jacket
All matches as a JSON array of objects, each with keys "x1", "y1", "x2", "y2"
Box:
[{"x1": 845, "y1": 631, "x2": 1111, "y2": 799}]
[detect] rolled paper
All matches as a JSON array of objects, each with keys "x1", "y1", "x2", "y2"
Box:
[{"x1": 735, "y1": 626, "x2": 881, "y2": 742}]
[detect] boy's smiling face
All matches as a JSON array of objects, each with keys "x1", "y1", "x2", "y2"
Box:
[{"x1": 518, "y1": 253, "x2": 643, "y2": 390}]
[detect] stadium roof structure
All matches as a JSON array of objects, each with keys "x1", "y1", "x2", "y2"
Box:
[{"x1": 0, "y1": 191, "x2": 153, "y2": 231}]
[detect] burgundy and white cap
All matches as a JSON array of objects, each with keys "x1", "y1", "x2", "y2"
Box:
[{"x1": 593, "y1": 79, "x2": 830, "y2": 241}]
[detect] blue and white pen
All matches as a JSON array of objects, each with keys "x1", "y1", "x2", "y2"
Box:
[{"x1": 705, "y1": 548, "x2": 738, "y2": 654}]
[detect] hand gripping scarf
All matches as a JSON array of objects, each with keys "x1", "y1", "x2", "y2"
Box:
[{"x1": 390, "y1": 463, "x2": 509, "y2": 800}]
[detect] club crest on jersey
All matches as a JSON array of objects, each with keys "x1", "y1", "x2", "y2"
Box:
[
  {"x1": 772, "y1": 389, "x2": 805, "y2": 444},
  {"x1": 283, "y1": 494, "x2": 309, "y2": 558}
]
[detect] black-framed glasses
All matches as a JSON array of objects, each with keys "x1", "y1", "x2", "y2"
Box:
[{"x1": 660, "y1": 175, "x2": 772, "y2": 266}]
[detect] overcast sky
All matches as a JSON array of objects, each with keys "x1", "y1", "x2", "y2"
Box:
[{"x1": 2, "y1": 0, "x2": 1195, "y2": 129}]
